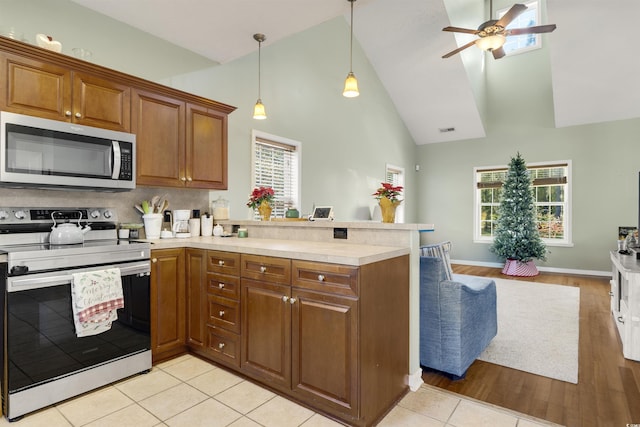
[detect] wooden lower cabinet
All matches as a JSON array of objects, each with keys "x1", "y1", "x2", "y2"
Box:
[
  {"x1": 186, "y1": 249, "x2": 207, "y2": 351},
  {"x1": 150, "y1": 248, "x2": 186, "y2": 362}
]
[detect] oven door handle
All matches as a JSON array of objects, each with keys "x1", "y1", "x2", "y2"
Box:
[{"x1": 7, "y1": 261, "x2": 150, "y2": 292}]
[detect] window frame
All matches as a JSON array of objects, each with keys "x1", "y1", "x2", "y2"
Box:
[
  {"x1": 250, "y1": 130, "x2": 301, "y2": 220},
  {"x1": 473, "y1": 160, "x2": 573, "y2": 247},
  {"x1": 497, "y1": 0, "x2": 542, "y2": 57}
]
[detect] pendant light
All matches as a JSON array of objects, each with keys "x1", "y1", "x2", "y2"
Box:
[
  {"x1": 253, "y1": 33, "x2": 267, "y2": 120},
  {"x1": 343, "y1": 0, "x2": 359, "y2": 98}
]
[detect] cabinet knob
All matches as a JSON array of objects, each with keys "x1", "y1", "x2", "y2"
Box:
[
  {"x1": 181, "y1": 176, "x2": 187, "y2": 182},
  {"x1": 218, "y1": 283, "x2": 225, "y2": 289},
  {"x1": 260, "y1": 266, "x2": 267, "y2": 273},
  {"x1": 318, "y1": 274, "x2": 325, "y2": 282},
  {"x1": 218, "y1": 342, "x2": 225, "y2": 349},
  {"x1": 187, "y1": 176, "x2": 193, "y2": 182},
  {"x1": 152, "y1": 258, "x2": 158, "y2": 263},
  {"x1": 75, "y1": 112, "x2": 82, "y2": 118},
  {"x1": 282, "y1": 296, "x2": 289, "y2": 302},
  {"x1": 219, "y1": 310, "x2": 225, "y2": 317},
  {"x1": 65, "y1": 110, "x2": 72, "y2": 116},
  {"x1": 218, "y1": 260, "x2": 225, "y2": 266},
  {"x1": 289, "y1": 297, "x2": 297, "y2": 305}
]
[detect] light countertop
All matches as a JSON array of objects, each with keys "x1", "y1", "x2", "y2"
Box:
[{"x1": 145, "y1": 236, "x2": 409, "y2": 266}]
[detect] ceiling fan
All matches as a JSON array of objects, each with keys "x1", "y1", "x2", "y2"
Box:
[{"x1": 442, "y1": 1, "x2": 556, "y2": 60}]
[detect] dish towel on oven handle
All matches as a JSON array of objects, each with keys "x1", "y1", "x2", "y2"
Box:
[{"x1": 71, "y1": 267, "x2": 124, "y2": 337}]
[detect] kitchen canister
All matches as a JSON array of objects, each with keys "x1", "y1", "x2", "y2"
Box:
[
  {"x1": 201, "y1": 214, "x2": 213, "y2": 237},
  {"x1": 142, "y1": 213, "x2": 163, "y2": 239},
  {"x1": 213, "y1": 224, "x2": 224, "y2": 237}
]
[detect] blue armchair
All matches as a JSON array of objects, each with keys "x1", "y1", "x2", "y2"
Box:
[{"x1": 419, "y1": 250, "x2": 497, "y2": 378}]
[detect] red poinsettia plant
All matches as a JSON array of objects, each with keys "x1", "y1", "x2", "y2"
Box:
[
  {"x1": 372, "y1": 182, "x2": 403, "y2": 202},
  {"x1": 247, "y1": 186, "x2": 275, "y2": 209}
]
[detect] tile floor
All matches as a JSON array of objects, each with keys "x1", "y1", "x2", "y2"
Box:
[{"x1": 0, "y1": 354, "x2": 562, "y2": 427}]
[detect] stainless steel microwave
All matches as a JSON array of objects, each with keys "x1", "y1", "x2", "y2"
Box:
[{"x1": 0, "y1": 111, "x2": 136, "y2": 191}]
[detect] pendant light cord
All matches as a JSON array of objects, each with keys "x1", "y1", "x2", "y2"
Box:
[
  {"x1": 258, "y1": 39, "x2": 262, "y2": 99},
  {"x1": 349, "y1": 0, "x2": 354, "y2": 72}
]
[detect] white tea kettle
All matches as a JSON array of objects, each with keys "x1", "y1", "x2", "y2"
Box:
[{"x1": 50, "y1": 211, "x2": 91, "y2": 245}]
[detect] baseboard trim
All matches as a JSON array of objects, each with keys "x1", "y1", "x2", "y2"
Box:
[
  {"x1": 407, "y1": 368, "x2": 424, "y2": 392},
  {"x1": 450, "y1": 259, "x2": 611, "y2": 278}
]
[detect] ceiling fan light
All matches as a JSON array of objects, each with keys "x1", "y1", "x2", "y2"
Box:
[
  {"x1": 253, "y1": 99, "x2": 266, "y2": 120},
  {"x1": 343, "y1": 72, "x2": 359, "y2": 98},
  {"x1": 476, "y1": 34, "x2": 506, "y2": 51}
]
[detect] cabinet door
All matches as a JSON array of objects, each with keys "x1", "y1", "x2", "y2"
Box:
[
  {"x1": 186, "y1": 249, "x2": 207, "y2": 351},
  {"x1": 0, "y1": 52, "x2": 71, "y2": 120},
  {"x1": 72, "y1": 72, "x2": 131, "y2": 131},
  {"x1": 186, "y1": 103, "x2": 227, "y2": 189},
  {"x1": 150, "y1": 248, "x2": 186, "y2": 362},
  {"x1": 241, "y1": 278, "x2": 291, "y2": 389},
  {"x1": 133, "y1": 89, "x2": 186, "y2": 187},
  {"x1": 291, "y1": 289, "x2": 359, "y2": 418}
]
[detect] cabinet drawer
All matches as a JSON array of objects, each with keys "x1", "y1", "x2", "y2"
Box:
[
  {"x1": 206, "y1": 326, "x2": 240, "y2": 368},
  {"x1": 241, "y1": 254, "x2": 291, "y2": 284},
  {"x1": 207, "y1": 295, "x2": 240, "y2": 334},
  {"x1": 207, "y1": 273, "x2": 240, "y2": 300},
  {"x1": 292, "y1": 261, "x2": 359, "y2": 297},
  {"x1": 207, "y1": 250, "x2": 241, "y2": 275}
]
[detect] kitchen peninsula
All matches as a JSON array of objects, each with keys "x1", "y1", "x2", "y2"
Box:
[{"x1": 145, "y1": 220, "x2": 432, "y2": 427}]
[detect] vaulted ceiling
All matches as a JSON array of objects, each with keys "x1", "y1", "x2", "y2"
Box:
[{"x1": 72, "y1": 0, "x2": 640, "y2": 144}]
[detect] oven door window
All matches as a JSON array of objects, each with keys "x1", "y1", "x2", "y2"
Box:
[
  {"x1": 6, "y1": 274, "x2": 150, "y2": 392},
  {"x1": 6, "y1": 124, "x2": 113, "y2": 179}
]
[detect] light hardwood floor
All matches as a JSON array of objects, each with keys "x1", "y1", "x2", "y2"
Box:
[{"x1": 422, "y1": 265, "x2": 640, "y2": 427}]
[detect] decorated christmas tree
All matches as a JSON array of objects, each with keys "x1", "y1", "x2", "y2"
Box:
[{"x1": 491, "y1": 153, "x2": 547, "y2": 271}]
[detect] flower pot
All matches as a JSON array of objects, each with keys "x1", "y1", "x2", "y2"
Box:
[
  {"x1": 502, "y1": 259, "x2": 539, "y2": 277},
  {"x1": 257, "y1": 201, "x2": 272, "y2": 221},
  {"x1": 379, "y1": 197, "x2": 401, "y2": 223}
]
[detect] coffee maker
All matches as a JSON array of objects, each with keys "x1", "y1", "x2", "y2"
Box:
[{"x1": 172, "y1": 209, "x2": 191, "y2": 238}]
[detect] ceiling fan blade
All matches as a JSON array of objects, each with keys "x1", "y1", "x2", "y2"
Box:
[
  {"x1": 495, "y1": 3, "x2": 527, "y2": 28},
  {"x1": 492, "y1": 47, "x2": 506, "y2": 59},
  {"x1": 442, "y1": 26, "x2": 479, "y2": 35},
  {"x1": 442, "y1": 40, "x2": 478, "y2": 59},
  {"x1": 507, "y1": 24, "x2": 557, "y2": 35}
]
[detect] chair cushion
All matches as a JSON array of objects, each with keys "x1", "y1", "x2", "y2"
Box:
[{"x1": 420, "y1": 241, "x2": 453, "y2": 280}]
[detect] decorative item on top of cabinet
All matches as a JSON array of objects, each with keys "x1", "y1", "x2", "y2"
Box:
[{"x1": 150, "y1": 248, "x2": 186, "y2": 363}]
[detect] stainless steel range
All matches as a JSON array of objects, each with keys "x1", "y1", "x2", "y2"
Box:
[{"x1": 0, "y1": 207, "x2": 151, "y2": 420}]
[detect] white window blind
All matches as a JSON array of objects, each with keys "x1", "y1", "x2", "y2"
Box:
[{"x1": 252, "y1": 133, "x2": 300, "y2": 219}]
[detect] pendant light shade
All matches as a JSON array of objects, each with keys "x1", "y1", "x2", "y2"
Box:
[
  {"x1": 253, "y1": 33, "x2": 267, "y2": 120},
  {"x1": 343, "y1": 0, "x2": 359, "y2": 98}
]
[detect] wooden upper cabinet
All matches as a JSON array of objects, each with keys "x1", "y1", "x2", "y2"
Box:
[
  {"x1": 0, "y1": 52, "x2": 131, "y2": 131},
  {"x1": 186, "y1": 103, "x2": 228, "y2": 189},
  {"x1": 0, "y1": 52, "x2": 71, "y2": 120},
  {"x1": 133, "y1": 89, "x2": 186, "y2": 188}
]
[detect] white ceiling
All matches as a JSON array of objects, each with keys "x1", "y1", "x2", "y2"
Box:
[{"x1": 71, "y1": 0, "x2": 640, "y2": 145}]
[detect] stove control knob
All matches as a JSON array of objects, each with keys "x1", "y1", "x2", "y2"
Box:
[
  {"x1": 14, "y1": 210, "x2": 26, "y2": 220},
  {"x1": 89, "y1": 210, "x2": 101, "y2": 219},
  {"x1": 10, "y1": 265, "x2": 29, "y2": 275},
  {"x1": 103, "y1": 210, "x2": 113, "y2": 219},
  {"x1": 0, "y1": 210, "x2": 8, "y2": 220}
]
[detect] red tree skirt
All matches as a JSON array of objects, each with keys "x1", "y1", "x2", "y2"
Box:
[{"x1": 502, "y1": 259, "x2": 539, "y2": 277}]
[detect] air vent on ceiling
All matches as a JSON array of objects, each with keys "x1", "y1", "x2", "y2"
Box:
[{"x1": 439, "y1": 127, "x2": 456, "y2": 133}]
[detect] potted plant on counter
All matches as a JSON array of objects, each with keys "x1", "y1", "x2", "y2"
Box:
[
  {"x1": 247, "y1": 186, "x2": 275, "y2": 221},
  {"x1": 373, "y1": 182, "x2": 403, "y2": 223}
]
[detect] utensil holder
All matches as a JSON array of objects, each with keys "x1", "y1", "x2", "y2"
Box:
[{"x1": 142, "y1": 213, "x2": 163, "y2": 239}]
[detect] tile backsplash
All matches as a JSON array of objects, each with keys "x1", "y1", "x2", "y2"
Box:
[{"x1": 0, "y1": 187, "x2": 210, "y2": 224}]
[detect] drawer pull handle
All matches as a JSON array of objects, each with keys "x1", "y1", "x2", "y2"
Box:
[
  {"x1": 609, "y1": 291, "x2": 614, "y2": 296},
  {"x1": 289, "y1": 297, "x2": 297, "y2": 305},
  {"x1": 282, "y1": 296, "x2": 289, "y2": 302},
  {"x1": 318, "y1": 274, "x2": 325, "y2": 282},
  {"x1": 219, "y1": 310, "x2": 225, "y2": 317},
  {"x1": 260, "y1": 266, "x2": 267, "y2": 273},
  {"x1": 218, "y1": 260, "x2": 225, "y2": 266},
  {"x1": 218, "y1": 342, "x2": 225, "y2": 349},
  {"x1": 218, "y1": 283, "x2": 225, "y2": 289},
  {"x1": 618, "y1": 316, "x2": 625, "y2": 324}
]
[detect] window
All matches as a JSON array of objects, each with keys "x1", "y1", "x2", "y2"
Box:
[
  {"x1": 474, "y1": 161, "x2": 571, "y2": 246},
  {"x1": 385, "y1": 164, "x2": 405, "y2": 223},
  {"x1": 251, "y1": 130, "x2": 301, "y2": 219},
  {"x1": 497, "y1": 0, "x2": 541, "y2": 56}
]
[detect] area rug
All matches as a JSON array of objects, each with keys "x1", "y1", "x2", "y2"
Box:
[{"x1": 476, "y1": 277, "x2": 580, "y2": 384}]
